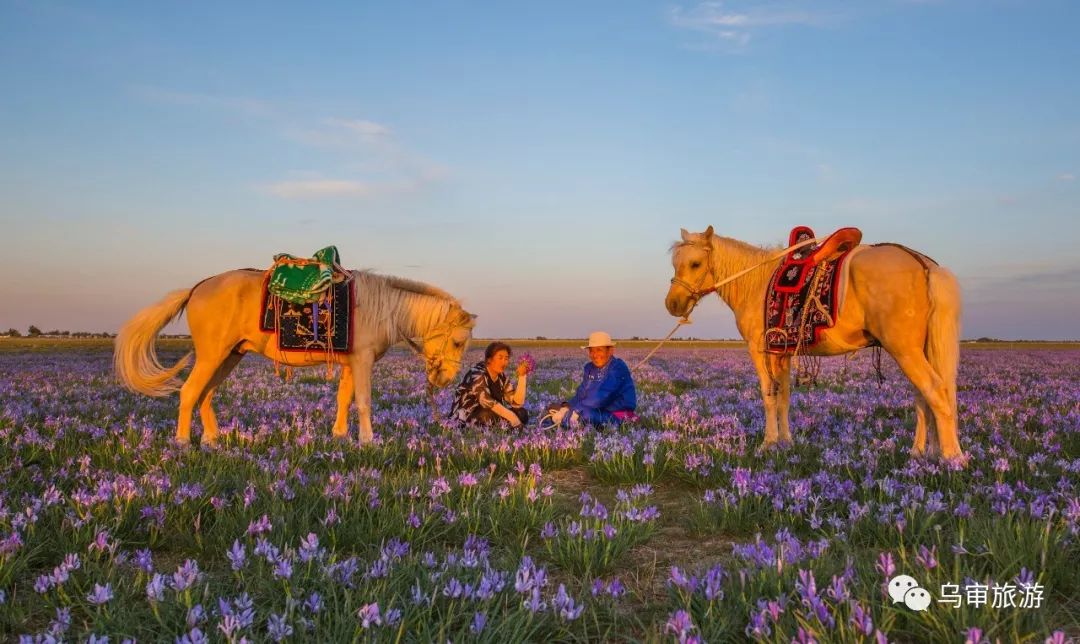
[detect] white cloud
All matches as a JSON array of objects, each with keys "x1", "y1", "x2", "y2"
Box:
[
  {"x1": 268, "y1": 119, "x2": 447, "y2": 200},
  {"x1": 326, "y1": 118, "x2": 391, "y2": 139},
  {"x1": 1058, "y1": 172, "x2": 1075, "y2": 182},
  {"x1": 669, "y1": 1, "x2": 837, "y2": 49},
  {"x1": 265, "y1": 179, "x2": 379, "y2": 199},
  {"x1": 132, "y1": 86, "x2": 447, "y2": 201}
]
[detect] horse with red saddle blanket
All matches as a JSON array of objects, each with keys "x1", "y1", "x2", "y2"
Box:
[{"x1": 666, "y1": 226, "x2": 963, "y2": 461}]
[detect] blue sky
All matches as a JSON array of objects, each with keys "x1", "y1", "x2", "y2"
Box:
[{"x1": 1, "y1": 0, "x2": 1077, "y2": 340}]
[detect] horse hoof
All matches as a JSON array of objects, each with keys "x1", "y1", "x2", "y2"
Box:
[
  {"x1": 942, "y1": 452, "x2": 968, "y2": 469},
  {"x1": 331, "y1": 431, "x2": 350, "y2": 441},
  {"x1": 778, "y1": 438, "x2": 793, "y2": 448},
  {"x1": 173, "y1": 436, "x2": 192, "y2": 448},
  {"x1": 756, "y1": 441, "x2": 779, "y2": 455}
]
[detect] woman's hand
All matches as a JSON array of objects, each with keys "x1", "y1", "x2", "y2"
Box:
[{"x1": 515, "y1": 362, "x2": 529, "y2": 378}]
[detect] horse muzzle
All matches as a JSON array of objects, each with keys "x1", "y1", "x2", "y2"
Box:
[{"x1": 665, "y1": 288, "x2": 692, "y2": 318}]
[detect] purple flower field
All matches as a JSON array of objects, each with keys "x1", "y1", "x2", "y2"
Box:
[{"x1": 0, "y1": 342, "x2": 1077, "y2": 642}]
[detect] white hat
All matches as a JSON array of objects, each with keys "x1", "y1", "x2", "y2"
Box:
[{"x1": 581, "y1": 331, "x2": 616, "y2": 349}]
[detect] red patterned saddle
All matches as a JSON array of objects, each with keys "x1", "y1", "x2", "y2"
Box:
[{"x1": 764, "y1": 226, "x2": 862, "y2": 354}]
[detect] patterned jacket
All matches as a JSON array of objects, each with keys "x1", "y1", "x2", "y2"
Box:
[{"x1": 449, "y1": 361, "x2": 515, "y2": 424}]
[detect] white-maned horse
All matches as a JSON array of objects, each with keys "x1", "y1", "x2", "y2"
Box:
[
  {"x1": 114, "y1": 269, "x2": 476, "y2": 446},
  {"x1": 666, "y1": 226, "x2": 964, "y2": 460}
]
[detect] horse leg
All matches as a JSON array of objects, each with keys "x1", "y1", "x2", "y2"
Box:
[
  {"x1": 776, "y1": 355, "x2": 793, "y2": 445},
  {"x1": 890, "y1": 349, "x2": 962, "y2": 460},
  {"x1": 350, "y1": 349, "x2": 376, "y2": 445},
  {"x1": 197, "y1": 352, "x2": 244, "y2": 446},
  {"x1": 332, "y1": 365, "x2": 354, "y2": 439},
  {"x1": 749, "y1": 350, "x2": 780, "y2": 450},
  {"x1": 177, "y1": 350, "x2": 228, "y2": 445},
  {"x1": 910, "y1": 392, "x2": 939, "y2": 458}
]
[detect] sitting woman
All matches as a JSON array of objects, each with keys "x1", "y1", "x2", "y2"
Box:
[{"x1": 449, "y1": 342, "x2": 529, "y2": 427}]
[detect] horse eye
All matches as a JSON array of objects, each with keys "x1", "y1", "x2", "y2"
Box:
[
  {"x1": 454, "y1": 341, "x2": 463, "y2": 348},
  {"x1": 690, "y1": 262, "x2": 701, "y2": 269}
]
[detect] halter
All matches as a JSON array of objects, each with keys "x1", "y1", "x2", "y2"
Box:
[
  {"x1": 399, "y1": 321, "x2": 465, "y2": 379},
  {"x1": 399, "y1": 319, "x2": 469, "y2": 422},
  {"x1": 668, "y1": 242, "x2": 718, "y2": 305},
  {"x1": 638, "y1": 235, "x2": 821, "y2": 372},
  {"x1": 669, "y1": 236, "x2": 821, "y2": 307}
]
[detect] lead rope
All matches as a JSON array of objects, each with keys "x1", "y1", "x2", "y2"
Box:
[
  {"x1": 397, "y1": 327, "x2": 441, "y2": 421},
  {"x1": 632, "y1": 236, "x2": 820, "y2": 372}
]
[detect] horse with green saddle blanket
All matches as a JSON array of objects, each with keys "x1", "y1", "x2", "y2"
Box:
[
  {"x1": 114, "y1": 247, "x2": 477, "y2": 447},
  {"x1": 261, "y1": 246, "x2": 354, "y2": 355}
]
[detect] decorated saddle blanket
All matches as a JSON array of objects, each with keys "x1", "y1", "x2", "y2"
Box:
[
  {"x1": 267, "y1": 246, "x2": 344, "y2": 305},
  {"x1": 260, "y1": 268, "x2": 354, "y2": 354},
  {"x1": 764, "y1": 226, "x2": 862, "y2": 354}
]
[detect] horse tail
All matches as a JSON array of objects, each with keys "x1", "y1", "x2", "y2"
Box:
[
  {"x1": 925, "y1": 266, "x2": 962, "y2": 416},
  {"x1": 113, "y1": 288, "x2": 194, "y2": 396}
]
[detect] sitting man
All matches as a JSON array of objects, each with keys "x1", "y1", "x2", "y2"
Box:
[
  {"x1": 548, "y1": 331, "x2": 637, "y2": 428},
  {"x1": 449, "y1": 341, "x2": 529, "y2": 428}
]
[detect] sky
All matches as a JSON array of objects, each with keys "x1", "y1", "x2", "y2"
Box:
[{"x1": 1, "y1": 0, "x2": 1078, "y2": 340}]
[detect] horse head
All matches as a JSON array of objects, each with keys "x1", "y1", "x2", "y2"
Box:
[
  {"x1": 666, "y1": 225, "x2": 717, "y2": 318},
  {"x1": 420, "y1": 305, "x2": 477, "y2": 389}
]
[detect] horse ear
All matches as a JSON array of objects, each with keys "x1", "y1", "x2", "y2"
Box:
[
  {"x1": 704, "y1": 225, "x2": 714, "y2": 240},
  {"x1": 680, "y1": 228, "x2": 691, "y2": 242}
]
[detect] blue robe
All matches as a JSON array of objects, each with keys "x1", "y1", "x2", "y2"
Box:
[{"x1": 567, "y1": 357, "x2": 637, "y2": 426}]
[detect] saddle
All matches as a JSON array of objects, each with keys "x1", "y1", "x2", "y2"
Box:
[
  {"x1": 772, "y1": 227, "x2": 862, "y2": 294},
  {"x1": 764, "y1": 226, "x2": 862, "y2": 354},
  {"x1": 260, "y1": 246, "x2": 354, "y2": 354},
  {"x1": 267, "y1": 246, "x2": 349, "y2": 305}
]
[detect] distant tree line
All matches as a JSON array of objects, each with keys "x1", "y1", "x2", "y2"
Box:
[
  {"x1": 526, "y1": 335, "x2": 740, "y2": 342},
  {"x1": 961, "y1": 337, "x2": 1077, "y2": 343},
  {"x1": 1, "y1": 327, "x2": 116, "y2": 338},
  {"x1": 0, "y1": 327, "x2": 188, "y2": 339}
]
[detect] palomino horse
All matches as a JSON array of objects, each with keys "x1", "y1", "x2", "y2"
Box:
[
  {"x1": 115, "y1": 269, "x2": 476, "y2": 446},
  {"x1": 665, "y1": 226, "x2": 963, "y2": 460}
]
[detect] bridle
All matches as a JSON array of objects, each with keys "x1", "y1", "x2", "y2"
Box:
[
  {"x1": 669, "y1": 242, "x2": 717, "y2": 306},
  {"x1": 669, "y1": 235, "x2": 821, "y2": 309},
  {"x1": 399, "y1": 322, "x2": 466, "y2": 381},
  {"x1": 642, "y1": 234, "x2": 820, "y2": 372}
]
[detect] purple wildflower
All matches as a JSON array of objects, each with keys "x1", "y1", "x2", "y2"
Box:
[
  {"x1": 146, "y1": 574, "x2": 167, "y2": 601},
  {"x1": 86, "y1": 583, "x2": 113, "y2": 605},
  {"x1": 228, "y1": 540, "x2": 246, "y2": 571},
  {"x1": 267, "y1": 613, "x2": 292, "y2": 642},
  {"x1": 358, "y1": 603, "x2": 382, "y2": 629},
  {"x1": 247, "y1": 514, "x2": 272, "y2": 536},
  {"x1": 176, "y1": 628, "x2": 209, "y2": 644},
  {"x1": 173, "y1": 559, "x2": 200, "y2": 591},
  {"x1": 665, "y1": 610, "x2": 696, "y2": 642},
  {"x1": 471, "y1": 611, "x2": 487, "y2": 634}
]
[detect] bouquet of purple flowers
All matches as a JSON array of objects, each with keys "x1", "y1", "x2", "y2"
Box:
[{"x1": 518, "y1": 353, "x2": 536, "y2": 375}]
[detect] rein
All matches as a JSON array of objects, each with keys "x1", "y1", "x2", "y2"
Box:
[{"x1": 633, "y1": 236, "x2": 820, "y2": 371}]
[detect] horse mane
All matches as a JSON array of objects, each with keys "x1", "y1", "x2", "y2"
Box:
[
  {"x1": 357, "y1": 270, "x2": 459, "y2": 303},
  {"x1": 670, "y1": 233, "x2": 779, "y2": 311},
  {"x1": 351, "y1": 270, "x2": 466, "y2": 341},
  {"x1": 669, "y1": 235, "x2": 778, "y2": 256}
]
